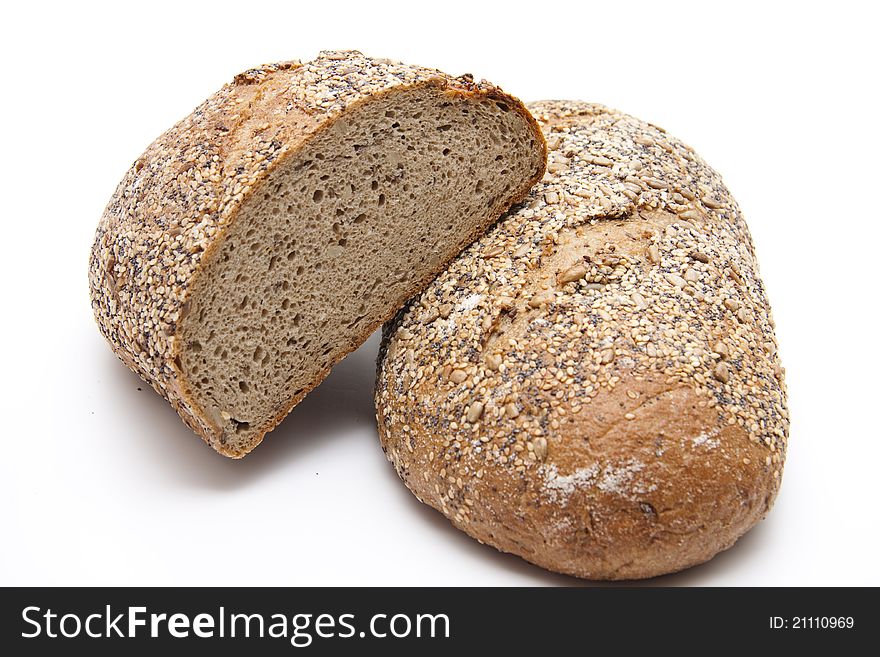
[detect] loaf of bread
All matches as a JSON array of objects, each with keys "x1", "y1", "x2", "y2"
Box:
[
  {"x1": 375, "y1": 101, "x2": 788, "y2": 579},
  {"x1": 89, "y1": 51, "x2": 546, "y2": 457}
]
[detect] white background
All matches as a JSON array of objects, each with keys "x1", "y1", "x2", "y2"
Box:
[{"x1": 2, "y1": 0, "x2": 878, "y2": 586}]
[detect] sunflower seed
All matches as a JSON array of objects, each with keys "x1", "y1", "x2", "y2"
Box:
[
  {"x1": 665, "y1": 273, "x2": 687, "y2": 288},
  {"x1": 466, "y1": 402, "x2": 484, "y2": 423},
  {"x1": 533, "y1": 436, "x2": 548, "y2": 461},
  {"x1": 558, "y1": 263, "x2": 588, "y2": 284},
  {"x1": 449, "y1": 369, "x2": 467, "y2": 384}
]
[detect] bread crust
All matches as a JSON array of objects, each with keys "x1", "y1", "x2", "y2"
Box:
[
  {"x1": 375, "y1": 101, "x2": 788, "y2": 579},
  {"x1": 89, "y1": 51, "x2": 546, "y2": 457}
]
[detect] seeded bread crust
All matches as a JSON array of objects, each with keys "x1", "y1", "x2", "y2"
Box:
[
  {"x1": 89, "y1": 51, "x2": 545, "y2": 457},
  {"x1": 375, "y1": 101, "x2": 788, "y2": 579}
]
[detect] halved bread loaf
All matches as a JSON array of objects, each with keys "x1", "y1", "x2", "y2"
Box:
[
  {"x1": 375, "y1": 101, "x2": 788, "y2": 579},
  {"x1": 89, "y1": 51, "x2": 546, "y2": 457}
]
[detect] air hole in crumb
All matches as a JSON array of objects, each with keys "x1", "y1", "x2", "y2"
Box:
[
  {"x1": 371, "y1": 180, "x2": 378, "y2": 191},
  {"x1": 378, "y1": 194, "x2": 385, "y2": 207},
  {"x1": 232, "y1": 420, "x2": 250, "y2": 433},
  {"x1": 253, "y1": 346, "x2": 265, "y2": 362},
  {"x1": 313, "y1": 189, "x2": 323, "y2": 202},
  {"x1": 442, "y1": 148, "x2": 450, "y2": 156},
  {"x1": 353, "y1": 213, "x2": 366, "y2": 224},
  {"x1": 239, "y1": 381, "x2": 249, "y2": 393}
]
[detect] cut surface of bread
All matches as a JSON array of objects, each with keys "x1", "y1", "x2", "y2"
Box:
[
  {"x1": 375, "y1": 101, "x2": 788, "y2": 580},
  {"x1": 89, "y1": 51, "x2": 546, "y2": 457}
]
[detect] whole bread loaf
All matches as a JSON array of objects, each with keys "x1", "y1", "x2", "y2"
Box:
[
  {"x1": 375, "y1": 101, "x2": 788, "y2": 579},
  {"x1": 89, "y1": 51, "x2": 546, "y2": 457}
]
